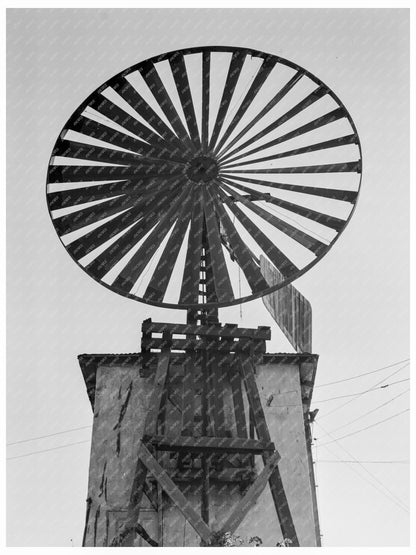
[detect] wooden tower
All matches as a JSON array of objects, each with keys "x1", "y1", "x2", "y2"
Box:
[{"x1": 46, "y1": 46, "x2": 362, "y2": 546}]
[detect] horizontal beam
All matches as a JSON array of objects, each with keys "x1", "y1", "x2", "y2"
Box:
[
  {"x1": 141, "y1": 338, "x2": 266, "y2": 354},
  {"x1": 160, "y1": 467, "x2": 256, "y2": 483},
  {"x1": 142, "y1": 320, "x2": 271, "y2": 340},
  {"x1": 147, "y1": 435, "x2": 275, "y2": 454}
]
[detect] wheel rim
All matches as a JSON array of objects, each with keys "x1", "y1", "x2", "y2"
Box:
[{"x1": 46, "y1": 46, "x2": 362, "y2": 310}]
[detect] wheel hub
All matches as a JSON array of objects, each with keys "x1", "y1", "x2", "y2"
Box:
[{"x1": 186, "y1": 156, "x2": 219, "y2": 183}]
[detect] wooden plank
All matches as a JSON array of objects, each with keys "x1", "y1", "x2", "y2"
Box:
[
  {"x1": 222, "y1": 161, "x2": 360, "y2": 175},
  {"x1": 239, "y1": 354, "x2": 299, "y2": 546},
  {"x1": 229, "y1": 371, "x2": 247, "y2": 438},
  {"x1": 149, "y1": 435, "x2": 274, "y2": 454},
  {"x1": 141, "y1": 321, "x2": 271, "y2": 340},
  {"x1": 166, "y1": 467, "x2": 256, "y2": 483},
  {"x1": 143, "y1": 343, "x2": 171, "y2": 437},
  {"x1": 219, "y1": 450, "x2": 281, "y2": 535},
  {"x1": 181, "y1": 354, "x2": 196, "y2": 436},
  {"x1": 137, "y1": 442, "x2": 213, "y2": 544},
  {"x1": 213, "y1": 355, "x2": 226, "y2": 436},
  {"x1": 142, "y1": 337, "x2": 266, "y2": 354}
]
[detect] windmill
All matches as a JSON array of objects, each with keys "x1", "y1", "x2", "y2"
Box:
[{"x1": 46, "y1": 46, "x2": 362, "y2": 547}]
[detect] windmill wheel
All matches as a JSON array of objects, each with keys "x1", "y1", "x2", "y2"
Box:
[{"x1": 47, "y1": 46, "x2": 362, "y2": 310}]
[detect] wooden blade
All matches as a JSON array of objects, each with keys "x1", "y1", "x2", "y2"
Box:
[
  {"x1": 54, "y1": 138, "x2": 187, "y2": 168},
  {"x1": 217, "y1": 70, "x2": 303, "y2": 158},
  {"x1": 218, "y1": 182, "x2": 327, "y2": 255},
  {"x1": 221, "y1": 160, "x2": 361, "y2": 175},
  {"x1": 219, "y1": 107, "x2": 347, "y2": 165},
  {"x1": 179, "y1": 188, "x2": 205, "y2": 305},
  {"x1": 222, "y1": 174, "x2": 358, "y2": 203},
  {"x1": 218, "y1": 187, "x2": 299, "y2": 276},
  {"x1": 88, "y1": 94, "x2": 180, "y2": 155},
  {"x1": 202, "y1": 188, "x2": 235, "y2": 303},
  {"x1": 222, "y1": 134, "x2": 358, "y2": 168},
  {"x1": 68, "y1": 114, "x2": 161, "y2": 158},
  {"x1": 201, "y1": 51, "x2": 210, "y2": 152},
  {"x1": 214, "y1": 57, "x2": 277, "y2": 155},
  {"x1": 112, "y1": 186, "x2": 190, "y2": 294},
  {"x1": 169, "y1": 52, "x2": 201, "y2": 148},
  {"x1": 66, "y1": 184, "x2": 180, "y2": 259},
  {"x1": 85, "y1": 186, "x2": 185, "y2": 279},
  {"x1": 207, "y1": 187, "x2": 269, "y2": 295},
  {"x1": 53, "y1": 195, "x2": 133, "y2": 236},
  {"x1": 220, "y1": 179, "x2": 346, "y2": 232},
  {"x1": 208, "y1": 50, "x2": 246, "y2": 150},
  {"x1": 143, "y1": 189, "x2": 194, "y2": 303},
  {"x1": 222, "y1": 85, "x2": 328, "y2": 161},
  {"x1": 138, "y1": 61, "x2": 195, "y2": 152},
  {"x1": 111, "y1": 78, "x2": 193, "y2": 156},
  {"x1": 48, "y1": 163, "x2": 185, "y2": 184}
]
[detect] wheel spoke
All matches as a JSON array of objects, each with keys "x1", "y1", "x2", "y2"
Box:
[
  {"x1": 138, "y1": 61, "x2": 196, "y2": 152},
  {"x1": 169, "y1": 52, "x2": 201, "y2": 149},
  {"x1": 203, "y1": 188, "x2": 235, "y2": 303},
  {"x1": 66, "y1": 185, "x2": 180, "y2": 259},
  {"x1": 222, "y1": 161, "x2": 361, "y2": 175},
  {"x1": 217, "y1": 187, "x2": 299, "y2": 278},
  {"x1": 220, "y1": 85, "x2": 328, "y2": 162},
  {"x1": 144, "y1": 189, "x2": 194, "y2": 303},
  {"x1": 201, "y1": 52, "x2": 210, "y2": 152},
  {"x1": 48, "y1": 163, "x2": 184, "y2": 183},
  {"x1": 213, "y1": 56, "x2": 277, "y2": 155},
  {"x1": 218, "y1": 181, "x2": 328, "y2": 255},
  {"x1": 217, "y1": 70, "x2": 303, "y2": 159},
  {"x1": 208, "y1": 51, "x2": 246, "y2": 151},
  {"x1": 220, "y1": 179, "x2": 346, "y2": 232},
  {"x1": 221, "y1": 134, "x2": 358, "y2": 168},
  {"x1": 207, "y1": 186, "x2": 269, "y2": 295},
  {"x1": 219, "y1": 107, "x2": 347, "y2": 165},
  {"x1": 179, "y1": 188, "x2": 205, "y2": 305},
  {"x1": 112, "y1": 185, "x2": 191, "y2": 293}
]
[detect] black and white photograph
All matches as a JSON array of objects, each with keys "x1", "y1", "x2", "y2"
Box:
[{"x1": 6, "y1": 6, "x2": 411, "y2": 549}]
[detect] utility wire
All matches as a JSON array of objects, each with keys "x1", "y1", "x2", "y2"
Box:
[
  {"x1": 318, "y1": 363, "x2": 409, "y2": 420},
  {"x1": 7, "y1": 439, "x2": 91, "y2": 461},
  {"x1": 312, "y1": 378, "x2": 409, "y2": 404},
  {"x1": 323, "y1": 388, "x2": 409, "y2": 435},
  {"x1": 315, "y1": 358, "x2": 410, "y2": 388},
  {"x1": 317, "y1": 460, "x2": 409, "y2": 464},
  {"x1": 315, "y1": 422, "x2": 409, "y2": 513},
  {"x1": 317, "y1": 408, "x2": 409, "y2": 447},
  {"x1": 267, "y1": 377, "x2": 409, "y2": 408},
  {"x1": 7, "y1": 425, "x2": 92, "y2": 446}
]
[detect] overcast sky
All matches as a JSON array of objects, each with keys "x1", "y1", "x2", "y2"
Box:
[{"x1": 7, "y1": 8, "x2": 409, "y2": 547}]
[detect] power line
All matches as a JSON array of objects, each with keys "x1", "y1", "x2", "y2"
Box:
[
  {"x1": 268, "y1": 377, "x2": 409, "y2": 408},
  {"x1": 7, "y1": 439, "x2": 91, "y2": 461},
  {"x1": 318, "y1": 363, "x2": 409, "y2": 420},
  {"x1": 316, "y1": 460, "x2": 409, "y2": 464},
  {"x1": 315, "y1": 422, "x2": 409, "y2": 513},
  {"x1": 7, "y1": 425, "x2": 92, "y2": 446},
  {"x1": 324, "y1": 388, "x2": 409, "y2": 435},
  {"x1": 313, "y1": 378, "x2": 409, "y2": 404},
  {"x1": 315, "y1": 358, "x2": 410, "y2": 388},
  {"x1": 317, "y1": 408, "x2": 409, "y2": 448}
]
